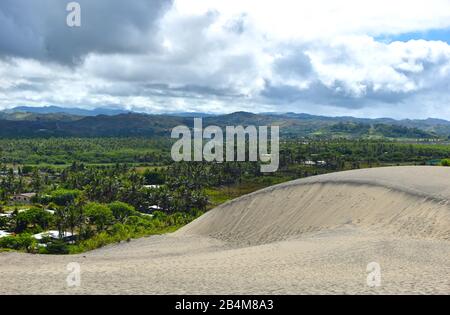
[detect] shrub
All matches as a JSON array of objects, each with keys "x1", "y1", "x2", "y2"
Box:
[
  {"x1": 110, "y1": 223, "x2": 131, "y2": 242},
  {"x1": 14, "y1": 207, "x2": 54, "y2": 233},
  {"x1": 108, "y1": 201, "x2": 137, "y2": 223},
  {"x1": 78, "y1": 232, "x2": 111, "y2": 251},
  {"x1": 21, "y1": 165, "x2": 34, "y2": 175},
  {"x1": 0, "y1": 236, "x2": 18, "y2": 249},
  {"x1": 143, "y1": 169, "x2": 165, "y2": 185},
  {"x1": 125, "y1": 215, "x2": 153, "y2": 229},
  {"x1": 45, "y1": 240, "x2": 69, "y2": 255},
  {"x1": 0, "y1": 216, "x2": 10, "y2": 230},
  {"x1": 16, "y1": 233, "x2": 36, "y2": 252},
  {"x1": 169, "y1": 212, "x2": 194, "y2": 226},
  {"x1": 441, "y1": 159, "x2": 450, "y2": 166},
  {"x1": 51, "y1": 189, "x2": 81, "y2": 207},
  {"x1": 152, "y1": 211, "x2": 168, "y2": 221},
  {"x1": 84, "y1": 203, "x2": 114, "y2": 232},
  {"x1": 0, "y1": 234, "x2": 36, "y2": 252}
]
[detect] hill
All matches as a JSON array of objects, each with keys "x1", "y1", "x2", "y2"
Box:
[
  {"x1": 316, "y1": 122, "x2": 439, "y2": 139},
  {"x1": 6, "y1": 106, "x2": 129, "y2": 117},
  {"x1": 0, "y1": 110, "x2": 448, "y2": 139},
  {"x1": 0, "y1": 111, "x2": 82, "y2": 122}
]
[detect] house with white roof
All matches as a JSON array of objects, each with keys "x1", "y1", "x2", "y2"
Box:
[
  {"x1": 0, "y1": 230, "x2": 11, "y2": 238},
  {"x1": 33, "y1": 230, "x2": 75, "y2": 242},
  {"x1": 143, "y1": 185, "x2": 161, "y2": 189}
]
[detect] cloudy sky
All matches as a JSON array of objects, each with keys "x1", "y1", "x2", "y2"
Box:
[{"x1": 1, "y1": 0, "x2": 450, "y2": 119}]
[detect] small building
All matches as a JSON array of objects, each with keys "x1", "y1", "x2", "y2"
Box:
[
  {"x1": 143, "y1": 185, "x2": 161, "y2": 189},
  {"x1": 149, "y1": 205, "x2": 163, "y2": 211},
  {"x1": 11, "y1": 193, "x2": 36, "y2": 204},
  {"x1": 303, "y1": 160, "x2": 327, "y2": 166},
  {"x1": 33, "y1": 230, "x2": 75, "y2": 242},
  {"x1": 0, "y1": 230, "x2": 11, "y2": 238}
]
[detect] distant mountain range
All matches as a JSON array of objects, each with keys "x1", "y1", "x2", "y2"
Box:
[
  {"x1": 0, "y1": 107, "x2": 449, "y2": 139},
  {"x1": 3, "y1": 106, "x2": 130, "y2": 117}
]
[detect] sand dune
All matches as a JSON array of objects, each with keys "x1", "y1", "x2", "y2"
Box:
[
  {"x1": 0, "y1": 166, "x2": 449, "y2": 294},
  {"x1": 177, "y1": 166, "x2": 450, "y2": 244}
]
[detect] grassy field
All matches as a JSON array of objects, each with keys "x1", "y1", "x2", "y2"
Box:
[{"x1": 205, "y1": 176, "x2": 294, "y2": 209}]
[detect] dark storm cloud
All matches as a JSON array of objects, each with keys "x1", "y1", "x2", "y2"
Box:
[
  {"x1": 0, "y1": 0, "x2": 173, "y2": 64},
  {"x1": 261, "y1": 80, "x2": 412, "y2": 109},
  {"x1": 273, "y1": 47, "x2": 313, "y2": 79},
  {"x1": 91, "y1": 82, "x2": 244, "y2": 100}
]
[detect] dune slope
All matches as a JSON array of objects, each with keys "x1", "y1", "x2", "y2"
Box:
[{"x1": 177, "y1": 166, "x2": 450, "y2": 244}]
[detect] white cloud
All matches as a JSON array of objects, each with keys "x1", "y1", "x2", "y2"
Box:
[{"x1": 172, "y1": 0, "x2": 450, "y2": 39}]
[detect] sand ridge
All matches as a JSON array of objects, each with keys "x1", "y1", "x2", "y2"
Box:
[{"x1": 177, "y1": 166, "x2": 450, "y2": 244}]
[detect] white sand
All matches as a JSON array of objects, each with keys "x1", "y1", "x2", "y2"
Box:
[{"x1": 1, "y1": 166, "x2": 449, "y2": 294}]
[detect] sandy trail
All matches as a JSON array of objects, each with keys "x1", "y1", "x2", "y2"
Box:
[{"x1": 1, "y1": 166, "x2": 449, "y2": 294}]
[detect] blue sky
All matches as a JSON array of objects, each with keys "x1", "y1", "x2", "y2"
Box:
[{"x1": 377, "y1": 29, "x2": 450, "y2": 44}]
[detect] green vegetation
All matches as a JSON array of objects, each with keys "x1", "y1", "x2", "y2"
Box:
[
  {"x1": 0, "y1": 155, "x2": 274, "y2": 254},
  {"x1": 0, "y1": 138, "x2": 171, "y2": 165},
  {"x1": 320, "y1": 122, "x2": 439, "y2": 139},
  {"x1": 1, "y1": 135, "x2": 449, "y2": 255},
  {"x1": 0, "y1": 233, "x2": 36, "y2": 253},
  {"x1": 279, "y1": 139, "x2": 450, "y2": 168},
  {"x1": 14, "y1": 207, "x2": 53, "y2": 233}
]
